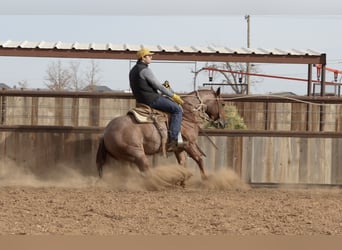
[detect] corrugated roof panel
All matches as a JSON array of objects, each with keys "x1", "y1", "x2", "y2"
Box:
[
  {"x1": 0, "y1": 40, "x2": 325, "y2": 61},
  {"x1": 190, "y1": 46, "x2": 200, "y2": 52},
  {"x1": 240, "y1": 48, "x2": 254, "y2": 54},
  {"x1": 273, "y1": 48, "x2": 288, "y2": 55},
  {"x1": 53, "y1": 41, "x2": 62, "y2": 49},
  {"x1": 71, "y1": 42, "x2": 79, "y2": 49},
  {"x1": 144, "y1": 44, "x2": 160, "y2": 52},
  {"x1": 73, "y1": 42, "x2": 90, "y2": 50},
  {"x1": 37, "y1": 41, "x2": 54, "y2": 49},
  {"x1": 2, "y1": 40, "x2": 21, "y2": 48},
  {"x1": 222, "y1": 47, "x2": 236, "y2": 53},
  {"x1": 90, "y1": 43, "x2": 107, "y2": 50},
  {"x1": 17, "y1": 41, "x2": 28, "y2": 48},
  {"x1": 57, "y1": 42, "x2": 73, "y2": 50},
  {"x1": 243, "y1": 47, "x2": 254, "y2": 53},
  {"x1": 124, "y1": 44, "x2": 143, "y2": 51},
  {"x1": 288, "y1": 49, "x2": 302, "y2": 55},
  {"x1": 175, "y1": 45, "x2": 196, "y2": 53},
  {"x1": 19, "y1": 41, "x2": 38, "y2": 48},
  {"x1": 306, "y1": 49, "x2": 321, "y2": 55},
  {"x1": 299, "y1": 49, "x2": 311, "y2": 56},
  {"x1": 232, "y1": 48, "x2": 250, "y2": 54},
  {"x1": 255, "y1": 48, "x2": 271, "y2": 54},
  {"x1": 248, "y1": 48, "x2": 269, "y2": 54},
  {"x1": 207, "y1": 46, "x2": 221, "y2": 53},
  {"x1": 156, "y1": 45, "x2": 178, "y2": 52},
  {"x1": 289, "y1": 49, "x2": 309, "y2": 55},
  {"x1": 0, "y1": 40, "x2": 10, "y2": 47},
  {"x1": 107, "y1": 43, "x2": 124, "y2": 51},
  {"x1": 191, "y1": 46, "x2": 214, "y2": 53}
]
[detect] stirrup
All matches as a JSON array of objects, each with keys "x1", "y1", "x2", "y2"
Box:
[
  {"x1": 167, "y1": 140, "x2": 178, "y2": 152},
  {"x1": 177, "y1": 140, "x2": 188, "y2": 148}
]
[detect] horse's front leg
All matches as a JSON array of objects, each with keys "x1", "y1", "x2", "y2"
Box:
[
  {"x1": 182, "y1": 143, "x2": 207, "y2": 180},
  {"x1": 174, "y1": 150, "x2": 187, "y2": 166}
]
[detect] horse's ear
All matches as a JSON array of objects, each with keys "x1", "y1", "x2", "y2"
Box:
[{"x1": 216, "y1": 87, "x2": 221, "y2": 96}]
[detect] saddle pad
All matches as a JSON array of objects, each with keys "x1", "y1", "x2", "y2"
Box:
[
  {"x1": 128, "y1": 109, "x2": 154, "y2": 123},
  {"x1": 128, "y1": 104, "x2": 168, "y2": 124}
]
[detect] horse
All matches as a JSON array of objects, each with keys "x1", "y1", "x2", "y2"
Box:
[{"x1": 96, "y1": 87, "x2": 226, "y2": 180}]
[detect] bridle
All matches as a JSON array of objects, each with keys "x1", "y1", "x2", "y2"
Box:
[{"x1": 189, "y1": 90, "x2": 224, "y2": 127}]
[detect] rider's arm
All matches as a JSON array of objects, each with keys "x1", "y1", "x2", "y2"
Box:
[{"x1": 140, "y1": 68, "x2": 174, "y2": 97}]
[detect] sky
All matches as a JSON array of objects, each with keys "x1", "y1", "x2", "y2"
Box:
[{"x1": 1, "y1": 1, "x2": 342, "y2": 95}]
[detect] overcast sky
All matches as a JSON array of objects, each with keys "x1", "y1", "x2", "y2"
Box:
[
  {"x1": 2, "y1": 0, "x2": 342, "y2": 15},
  {"x1": 1, "y1": 1, "x2": 342, "y2": 94}
]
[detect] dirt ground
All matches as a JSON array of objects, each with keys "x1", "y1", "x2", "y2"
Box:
[{"x1": 0, "y1": 161, "x2": 341, "y2": 236}]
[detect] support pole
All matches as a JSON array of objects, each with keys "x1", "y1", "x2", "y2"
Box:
[
  {"x1": 320, "y1": 64, "x2": 326, "y2": 96},
  {"x1": 245, "y1": 15, "x2": 250, "y2": 95},
  {"x1": 307, "y1": 64, "x2": 312, "y2": 96}
]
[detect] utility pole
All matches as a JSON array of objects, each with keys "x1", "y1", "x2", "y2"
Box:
[{"x1": 245, "y1": 14, "x2": 250, "y2": 94}]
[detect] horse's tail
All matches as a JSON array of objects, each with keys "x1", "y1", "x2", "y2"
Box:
[{"x1": 96, "y1": 136, "x2": 107, "y2": 178}]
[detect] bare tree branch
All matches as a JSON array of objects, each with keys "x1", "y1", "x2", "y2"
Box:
[
  {"x1": 84, "y1": 60, "x2": 101, "y2": 91},
  {"x1": 17, "y1": 80, "x2": 29, "y2": 89},
  {"x1": 69, "y1": 61, "x2": 85, "y2": 91},
  {"x1": 45, "y1": 60, "x2": 72, "y2": 90}
]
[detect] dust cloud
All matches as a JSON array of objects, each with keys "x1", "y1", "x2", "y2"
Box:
[
  {"x1": 0, "y1": 157, "x2": 248, "y2": 191},
  {"x1": 188, "y1": 167, "x2": 249, "y2": 190},
  {"x1": 0, "y1": 157, "x2": 97, "y2": 188}
]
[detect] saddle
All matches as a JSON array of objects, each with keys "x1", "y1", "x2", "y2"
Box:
[
  {"x1": 127, "y1": 103, "x2": 169, "y2": 156},
  {"x1": 128, "y1": 103, "x2": 168, "y2": 124}
]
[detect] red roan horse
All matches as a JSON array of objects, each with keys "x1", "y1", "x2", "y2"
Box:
[{"x1": 96, "y1": 87, "x2": 226, "y2": 180}]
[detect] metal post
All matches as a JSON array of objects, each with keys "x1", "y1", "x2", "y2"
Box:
[
  {"x1": 193, "y1": 61, "x2": 197, "y2": 91},
  {"x1": 319, "y1": 64, "x2": 326, "y2": 131},
  {"x1": 245, "y1": 15, "x2": 250, "y2": 95},
  {"x1": 321, "y1": 64, "x2": 326, "y2": 96},
  {"x1": 307, "y1": 64, "x2": 312, "y2": 96}
]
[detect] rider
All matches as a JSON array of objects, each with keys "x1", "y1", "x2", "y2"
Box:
[{"x1": 129, "y1": 48, "x2": 184, "y2": 151}]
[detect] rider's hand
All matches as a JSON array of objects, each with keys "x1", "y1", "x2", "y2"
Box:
[
  {"x1": 163, "y1": 80, "x2": 170, "y2": 89},
  {"x1": 172, "y1": 94, "x2": 184, "y2": 105}
]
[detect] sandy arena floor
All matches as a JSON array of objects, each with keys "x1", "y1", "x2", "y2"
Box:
[{"x1": 0, "y1": 163, "x2": 341, "y2": 235}]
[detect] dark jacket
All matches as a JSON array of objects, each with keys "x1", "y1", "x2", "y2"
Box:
[{"x1": 129, "y1": 61, "x2": 173, "y2": 105}]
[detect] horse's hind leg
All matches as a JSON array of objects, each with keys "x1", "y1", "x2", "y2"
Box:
[{"x1": 96, "y1": 136, "x2": 107, "y2": 178}]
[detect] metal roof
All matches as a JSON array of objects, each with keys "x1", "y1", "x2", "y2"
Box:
[{"x1": 0, "y1": 40, "x2": 326, "y2": 65}]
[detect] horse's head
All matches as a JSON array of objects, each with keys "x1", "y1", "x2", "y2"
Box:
[{"x1": 201, "y1": 87, "x2": 226, "y2": 129}]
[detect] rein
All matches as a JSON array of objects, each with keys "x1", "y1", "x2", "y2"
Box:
[
  {"x1": 182, "y1": 90, "x2": 219, "y2": 149},
  {"x1": 183, "y1": 91, "x2": 211, "y2": 124}
]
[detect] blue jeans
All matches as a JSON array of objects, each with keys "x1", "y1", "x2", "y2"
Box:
[{"x1": 150, "y1": 96, "x2": 183, "y2": 141}]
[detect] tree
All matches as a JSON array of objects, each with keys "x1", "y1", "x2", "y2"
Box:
[
  {"x1": 69, "y1": 61, "x2": 85, "y2": 91},
  {"x1": 45, "y1": 60, "x2": 72, "y2": 90},
  {"x1": 16, "y1": 80, "x2": 28, "y2": 89},
  {"x1": 44, "y1": 60, "x2": 102, "y2": 91},
  {"x1": 84, "y1": 60, "x2": 101, "y2": 91}
]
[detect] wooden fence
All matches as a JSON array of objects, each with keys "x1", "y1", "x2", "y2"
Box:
[{"x1": 1, "y1": 90, "x2": 342, "y2": 184}]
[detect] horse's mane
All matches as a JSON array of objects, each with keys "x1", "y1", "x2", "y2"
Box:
[
  {"x1": 180, "y1": 88, "x2": 216, "y2": 124},
  {"x1": 183, "y1": 88, "x2": 214, "y2": 97}
]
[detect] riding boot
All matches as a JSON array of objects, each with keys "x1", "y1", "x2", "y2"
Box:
[{"x1": 166, "y1": 139, "x2": 178, "y2": 151}]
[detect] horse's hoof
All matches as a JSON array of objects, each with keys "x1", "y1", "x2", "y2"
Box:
[{"x1": 201, "y1": 174, "x2": 209, "y2": 181}]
